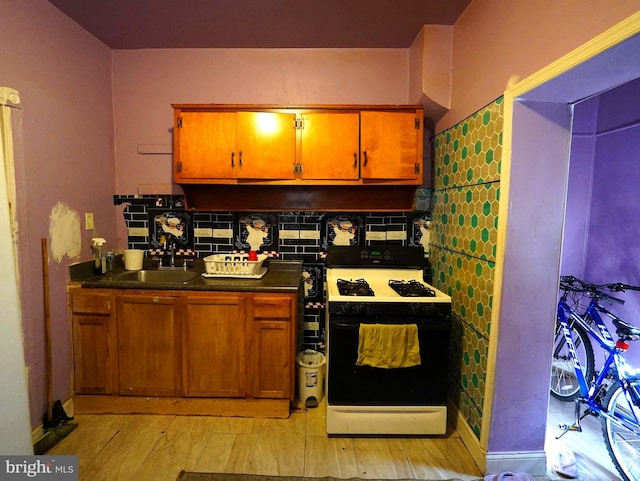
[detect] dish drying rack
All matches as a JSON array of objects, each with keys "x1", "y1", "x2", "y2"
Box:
[{"x1": 203, "y1": 253, "x2": 269, "y2": 277}]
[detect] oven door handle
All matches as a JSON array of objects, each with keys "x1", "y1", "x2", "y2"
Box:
[{"x1": 331, "y1": 322, "x2": 361, "y2": 328}]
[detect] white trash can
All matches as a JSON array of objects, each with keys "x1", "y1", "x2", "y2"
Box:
[{"x1": 296, "y1": 350, "x2": 326, "y2": 408}]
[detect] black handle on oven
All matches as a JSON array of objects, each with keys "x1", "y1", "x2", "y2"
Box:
[
  {"x1": 330, "y1": 319, "x2": 449, "y2": 329},
  {"x1": 332, "y1": 322, "x2": 361, "y2": 328}
]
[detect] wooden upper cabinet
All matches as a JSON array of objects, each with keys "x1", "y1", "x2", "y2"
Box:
[
  {"x1": 236, "y1": 111, "x2": 296, "y2": 180},
  {"x1": 175, "y1": 111, "x2": 237, "y2": 181},
  {"x1": 298, "y1": 112, "x2": 360, "y2": 180},
  {"x1": 174, "y1": 109, "x2": 296, "y2": 182},
  {"x1": 360, "y1": 110, "x2": 423, "y2": 182},
  {"x1": 172, "y1": 104, "x2": 424, "y2": 186}
]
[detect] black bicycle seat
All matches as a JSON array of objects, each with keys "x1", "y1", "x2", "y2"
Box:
[{"x1": 613, "y1": 318, "x2": 640, "y2": 340}]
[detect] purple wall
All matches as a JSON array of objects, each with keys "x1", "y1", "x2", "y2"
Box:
[
  {"x1": 490, "y1": 100, "x2": 572, "y2": 454},
  {"x1": 560, "y1": 99, "x2": 597, "y2": 277},
  {"x1": 563, "y1": 77, "x2": 640, "y2": 365},
  {"x1": 2, "y1": 0, "x2": 116, "y2": 425}
]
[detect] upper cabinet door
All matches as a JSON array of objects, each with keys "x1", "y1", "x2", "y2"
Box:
[
  {"x1": 360, "y1": 111, "x2": 423, "y2": 182},
  {"x1": 299, "y1": 112, "x2": 360, "y2": 180},
  {"x1": 175, "y1": 111, "x2": 237, "y2": 181},
  {"x1": 236, "y1": 111, "x2": 296, "y2": 180}
]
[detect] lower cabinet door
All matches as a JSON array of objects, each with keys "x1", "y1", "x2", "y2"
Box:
[
  {"x1": 72, "y1": 314, "x2": 113, "y2": 394},
  {"x1": 248, "y1": 295, "x2": 294, "y2": 399},
  {"x1": 116, "y1": 294, "x2": 181, "y2": 396},
  {"x1": 182, "y1": 294, "x2": 246, "y2": 397},
  {"x1": 250, "y1": 320, "x2": 292, "y2": 399}
]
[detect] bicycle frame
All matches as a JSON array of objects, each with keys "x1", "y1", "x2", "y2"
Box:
[
  {"x1": 557, "y1": 296, "x2": 640, "y2": 431},
  {"x1": 557, "y1": 298, "x2": 614, "y2": 396}
]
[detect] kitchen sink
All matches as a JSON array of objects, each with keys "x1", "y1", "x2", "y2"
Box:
[{"x1": 109, "y1": 269, "x2": 201, "y2": 283}]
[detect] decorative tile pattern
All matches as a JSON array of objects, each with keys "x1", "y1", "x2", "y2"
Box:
[
  {"x1": 431, "y1": 246, "x2": 494, "y2": 338},
  {"x1": 432, "y1": 184, "x2": 499, "y2": 262},
  {"x1": 193, "y1": 212, "x2": 234, "y2": 254},
  {"x1": 432, "y1": 97, "x2": 504, "y2": 442},
  {"x1": 435, "y1": 98, "x2": 503, "y2": 190},
  {"x1": 117, "y1": 195, "x2": 432, "y2": 352},
  {"x1": 302, "y1": 263, "x2": 324, "y2": 303},
  {"x1": 148, "y1": 209, "x2": 193, "y2": 250},
  {"x1": 414, "y1": 187, "x2": 432, "y2": 211},
  {"x1": 234, "y1": 213, "x2": 279, "y2": 252},
  {"x1": 448, "y1": 314, "x2": 485, "y2": 439},
  {"x1": 407, "y1": 212, "x2": 431, "y2": 256},
  {"x1": 322, "y1": 213, "x2": 365, "y2": 249}
]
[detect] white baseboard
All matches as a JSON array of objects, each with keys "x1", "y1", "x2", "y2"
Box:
[
  {"x1": 485, "y1": 450, "x2": 548, "y2": 476},
  {"x1": 454, "y1": 409, "x2": 487, "y2": 473},
  {"x1": 453, "y1": 409, "x2": 547, "y2": 477}
]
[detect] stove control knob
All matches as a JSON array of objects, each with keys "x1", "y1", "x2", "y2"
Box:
[
  {"x1": 352, "y1": 303, "x2": 364, "y2": 315},
  {"x1": 411, "y1": 303, "x2": 434, "y2": 316}
]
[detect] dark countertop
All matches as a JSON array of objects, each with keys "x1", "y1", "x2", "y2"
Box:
[{"x1": 75, "y1": 258, "x2": 303, "y2": 293}]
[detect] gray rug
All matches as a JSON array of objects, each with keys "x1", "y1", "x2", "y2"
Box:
[{"x1": 176, "y1": 472, "x2": 472, "y2": 481}]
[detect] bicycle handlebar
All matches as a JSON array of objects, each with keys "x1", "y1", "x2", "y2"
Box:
[
  {"x1": 594, "y1": 290, "x2": 625, "y2": 305},
  {"x1": 559, "y1": 275, "x2": 625, "y2": 304},
  {"x1": 601, "y1": 282, "x2": 640, "y2": 292}
]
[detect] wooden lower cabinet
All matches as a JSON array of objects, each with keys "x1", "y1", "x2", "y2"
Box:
[
  {"x1": 116, "y1": 294, "x2": 181, "y2": 397},
  {"x1": 70, "y1": 290, "x2": 114, "y2": 394},
  {"x1": 182, "y1": 293, "x2": 246, "y2": 397},
  {"x1": 248, "y1": 295, "x2": 295, "y2": 399},
  {"x1": 70, "y1": 288, "x2": 297, "y2": 416}
]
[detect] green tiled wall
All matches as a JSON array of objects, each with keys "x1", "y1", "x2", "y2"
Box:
[{"x1": 431, "y1": 97, "x2": 503, "y2": 440}]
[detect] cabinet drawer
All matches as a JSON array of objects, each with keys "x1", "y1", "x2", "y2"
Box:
[
  {"x1": 251, "y1": 297, "x2": 291, "y2": 320},
  {"x1": 71, "y1": 292, "x2": 111, "y2": 314}
]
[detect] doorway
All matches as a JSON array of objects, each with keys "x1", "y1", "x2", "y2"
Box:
[{"x1": 487, "y1": 22, "x2": 640, "y2": 476}]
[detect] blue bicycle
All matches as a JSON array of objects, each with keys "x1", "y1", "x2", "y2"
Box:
[{"x1": 552, "y1": 275, "x2": 640, "y2": 481}]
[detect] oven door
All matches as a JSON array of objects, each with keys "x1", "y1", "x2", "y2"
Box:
[{"x1": 327, "y1": 316, "x2": 450, "y2": 405}]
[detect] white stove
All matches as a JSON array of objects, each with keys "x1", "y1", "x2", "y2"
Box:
[
  {"x1": 324, "y1": 246, "x2": 452, "y2": 436},
  {"x1": 326, "y1": 267, "x2": 451, "y2": 303}
]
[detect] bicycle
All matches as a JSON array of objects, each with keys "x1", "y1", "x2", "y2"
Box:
[
  {"x1": 551, "y1": 277, "x2": 640, "y2": 401},
  {"x1": 550, "y1": 276, "x2": 597, "y2": 401},
  {"x1": 553, "y1": 275, "x2": 640, "y2": 480}
]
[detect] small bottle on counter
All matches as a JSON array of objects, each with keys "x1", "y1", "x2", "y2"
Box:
[
  {"x1": 105, "y1": 248, "x2": 115, "y2": 271},
  {"x1": 92, "y1": 237, "x2": 107, "y2": 275}
]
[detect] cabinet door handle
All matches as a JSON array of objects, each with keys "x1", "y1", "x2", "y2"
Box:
[
  {"x1": 231, "y1": 152, "x2": 235, "y2": 167},
  {"x1": 364, "y1": 151, "x2": 368, "y2": 166},
  {"x1": 239, "y1": 151, "x2": 243, "y2": 167},
  {"x1": 353, "y1": 153, "x2": 357, "y2": 168}
]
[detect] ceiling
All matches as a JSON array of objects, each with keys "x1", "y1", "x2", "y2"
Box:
[{"x1": 47, "y1": 0, "x2": 471, "y2": 49}]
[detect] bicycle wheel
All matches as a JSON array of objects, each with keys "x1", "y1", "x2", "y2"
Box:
[
  {"x1": 550, "y1": 317, "x2": 594, "y2": 401},
  {"x1": 601, "y1": 376, "x2": 640, "y2": 481}
]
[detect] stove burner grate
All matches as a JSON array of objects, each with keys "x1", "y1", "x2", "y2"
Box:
[
  {"x1": 337, "y1": 278, "x2": 375, "y2": 296},
  {"x1": 388, "y1": 279, "x2": 436, "y2": 297}
]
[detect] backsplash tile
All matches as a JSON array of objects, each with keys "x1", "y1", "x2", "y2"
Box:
[
  {"x1": 431, "y1": 97, "x2": 503, "y2": 442},
  {"x1": 115, "y1": 194, "x2": 433, "y2": 352},
  {"x1": 234, "y1": 213, "x2": 279, "y2": 253}
]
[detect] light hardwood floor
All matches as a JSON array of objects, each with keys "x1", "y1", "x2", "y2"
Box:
[
  {"x1": 46, "y1": 397, "x2": 628, "y2": 481},
  {"x1": 545, "y1": 395, "x2": 622, "y2": 480},
  {"x1": 47, "y1": 401, "x2": 485, "y2": 481}
]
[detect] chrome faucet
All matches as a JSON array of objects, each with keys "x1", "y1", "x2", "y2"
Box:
[{"x1": 163, "y1": 236, "x2": 176, "y2": 268}]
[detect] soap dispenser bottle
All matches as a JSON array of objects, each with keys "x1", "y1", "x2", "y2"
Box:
[{"x1": 92, "y1": 237, "x2": 107, "y2": 275}]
